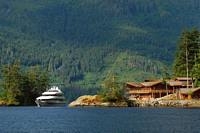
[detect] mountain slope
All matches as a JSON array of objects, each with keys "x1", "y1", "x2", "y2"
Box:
[{"x1": 0, "y1": 0, "x2": 199, "y2": 91}]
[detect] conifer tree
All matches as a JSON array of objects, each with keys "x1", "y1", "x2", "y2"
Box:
[
  {"x1": 1, "y1": 61, "x2": 22, "y2": 105},
  {"x1": 1, "y1": 62, "x2": 50, "y2": 105},
  {"x1": 192, "y1": 52, "x2": 200, "y2": 87},
  {"x1": 173, "y1": 29, "x2": 200, "y2": 77},
  {"x1": 99, "y1": 74, "x2": 125, "y2": 102}
]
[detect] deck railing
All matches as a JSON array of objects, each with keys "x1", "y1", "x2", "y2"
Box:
[{"x1": 129, "y1": 89, "x2": 174, "y2": 94}]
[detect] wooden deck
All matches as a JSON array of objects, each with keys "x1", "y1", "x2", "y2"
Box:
[{"x1": 129, "y1": 89, "x2": 174, "y2": 94}]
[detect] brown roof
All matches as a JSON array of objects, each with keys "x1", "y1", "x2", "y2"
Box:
[
  {"x1": 141, "y1": 80, "x2": 163, "y2": 87},
  {"x1": 176, "y1": 77, "x2": 193, "y2": 81},
  {"x1": 144, "y1": 79, "x2": 160, "y2": 82},
  {"x1": 180, "y1": 88, "x2": 200, "y2": 94},
  {"x1": 127, "y1": 80, "x2": 163, "y2": 87},
  {"x1": 167, "y1": 80, "x2": 183, "y2": 86},
  {"x1": 127, "y1": 82, "x2": 143, "y2": 87}
]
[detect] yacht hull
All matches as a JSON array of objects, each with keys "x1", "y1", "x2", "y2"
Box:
[
  {"x1": 35, "y1": 100, "x2": 66, "y2": 107},
  {"x1": 35, "y1": 86, "x2": 66, "y2": 107}
]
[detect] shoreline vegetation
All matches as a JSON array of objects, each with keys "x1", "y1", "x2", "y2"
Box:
[
  {"x1": 68, "y1": 95, "x2": 200, "y2": 108},
  {"x1": 0, "y1": 61, "x2": 49, "y2": 106},
  {"x1": 69, "y1": 29, "x2": 200, "y2": 108},
  {"x1": 0, "y1": 1, "x2": 199, "y2": 108},
  {"x1": 0, "y1": 29, "x2": 200, "y2": 108}
]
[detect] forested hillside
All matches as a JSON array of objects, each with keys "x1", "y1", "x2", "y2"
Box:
[{"x1": 0, "y1": 0, "x2": 199, "y2": 101}]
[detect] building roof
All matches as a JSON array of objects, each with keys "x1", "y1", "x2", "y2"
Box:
[
  {"x1": 141, "y1": 80, "x2": 163, "y2": 87},
  {"x1": 126, "y1": 78, "x2": 194, "y2": 88},
  {"x1": 127, "y1": 80, "x2": 164, "y2": 88},
  {"x1": 167, "y1": 80, "x2": 183, "y2": 86},
  {"x1": 180, "y1": 88, "x2": 200, "y2": 94},
  {"x1": 127, "y1": 82, "x2": 143, "y2": 87},
  {"x1": 176, "y1": 77, "x2": 193, "y2": 81}
]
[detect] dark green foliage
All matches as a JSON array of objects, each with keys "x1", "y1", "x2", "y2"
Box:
[
  {"x1": 99, "y1": 74, "x2": 125, "y2": 102},
  {"x1": 0, "y1": 62, "x2": 49, "y2": 105},
  {"x1": 18, "y1": 67, "x2": 49, "y2": 105},
  {"x1": 173, "y1": 29, "x2": 200, "y2": 77},
  {"x1": 192, "y1": 52, "x2": 200, "y2": 87},
  {"x1": 0, "y1": 0, "x2": 199, "y2": 99},
  {"x1": 0, "y1": 61, "x2": 22, "y2": 105},
  {"x1": 193, "y1": 66, "x2": 200, "y2": 87},
  {"x1": 0, "y1": 0, "x2": 199, "y2": 62}
]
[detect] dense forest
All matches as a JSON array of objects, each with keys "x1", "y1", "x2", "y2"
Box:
[
  {"x1": 174, "y1": 29, "x2": 200, "y2": 86},
  {"x1": 0, "y1": 62, "x2": 49, "y2": 105},
  {"x1": 0, "y1": 0, "x2": 199, "y2": 102}
]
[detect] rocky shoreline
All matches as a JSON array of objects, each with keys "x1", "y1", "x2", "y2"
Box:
[
  {"x1": 134, "y1": 99, "x2": 200, "y2": 108},
  {"x1": 0, "y1": 100, "x2": 7, "y2": 106},
  {"x1": 68, "y1": 95, "x2": 128, "y2": 107},
  {"x1": 68, "y1": 95, "x2": 200, "y2": 108},
  {"x1": 135, "y1": 94, "x2": 200, "y2": 108}
]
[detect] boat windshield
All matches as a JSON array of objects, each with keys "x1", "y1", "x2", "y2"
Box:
[
  {"x1": 48, "y1": 90, "x2": 59, "y2": 92},
  {"x1": 43, "y1": 94, "x2": 63, "y2": 96}
]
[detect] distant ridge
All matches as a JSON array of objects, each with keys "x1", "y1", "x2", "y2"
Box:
[{"x1": 0, "y1": 0, "x2": 199, "y2": 91}]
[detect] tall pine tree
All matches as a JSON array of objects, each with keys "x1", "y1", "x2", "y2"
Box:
[
  {"x1": 1, "y1": 61, "x2": 22, "y2": 105},
  {"x1": 0, "y1": 62, "x2": 50, "y2": 105},
  {"x1": 173, "y1": 29, "x2": 200, "y2": 79}
]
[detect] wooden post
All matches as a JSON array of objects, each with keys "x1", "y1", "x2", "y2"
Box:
[
  {"x1": 178, "y1": 89, "x2": 181, "y2": 100},
  {"x1": 188, "y1": 95, "x2": 192, "y2": 100},
  {"x1": 166, "y1": 82, "x2": 168, "y2": 95},
  {"x1": 177, "y1": 88, "x2": 179, "y2": 100}
]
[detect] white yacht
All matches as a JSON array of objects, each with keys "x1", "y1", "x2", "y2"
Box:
[{"x1": 35, "y1": 86, "x2": 66, "y2": 107}]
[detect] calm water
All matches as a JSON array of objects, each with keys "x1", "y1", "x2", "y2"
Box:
[{"x1": 0, "y1": 107, "x2": 200, "y2": 133}]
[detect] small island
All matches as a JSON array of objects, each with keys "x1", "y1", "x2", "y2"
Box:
[
  {"x1": 68, "y1": 78, "x2": 200, "y2": 108},
  {"x1": 68, "y1": 95, "x2": 128, "y2": 107},
  {"x1": 69, "y1": 74, "x2": 130, "y2": 107}
]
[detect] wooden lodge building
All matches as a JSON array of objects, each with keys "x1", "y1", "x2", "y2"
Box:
[
  {"x1": 179, "y1": 88, "x2": 200, "y2": 99},
  {"x1": 126, "y1": 77, "x2": 194, "y2": 101}
]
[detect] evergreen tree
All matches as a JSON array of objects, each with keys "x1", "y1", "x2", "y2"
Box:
[
  {"x1": 173, "y1": 29, "x2": 200, "y2": 77},
  {"x1": 19, "y1": 66, "x2": 49, "y2": 105},
  {"x1": 192, "y1": 52, "x2": 200, "y2": 87},
  {"x1": 0, "y1": 62, "x2": 50, "y2": 105},
  {"x1": 1, "y1": 61, "x2": 22, "y2": 105},
  {"x1": 99, "y1": 74, "x2": 125, "y2": 102}
]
